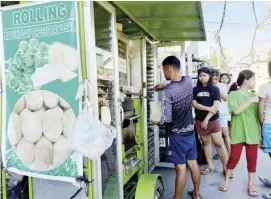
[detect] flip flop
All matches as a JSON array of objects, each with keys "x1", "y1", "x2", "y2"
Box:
[
  {"x1": 248, "y1": 186, "x2": 260, "y2": 197},
  {"x1": 259, "y1": 177, "x2": 271, "y2": 188},
  {"x1": 262, "y1": 193, "x2": 271, "y2": 199},
  {"x1": 218, "y1": 183, "x2": 228, "y2": 192},
  {"x1": 201, "y1": 167, "x2": 216, "y2": 175},
  {"x1": 188, "y1": 190, "x2": 203, "y2": 199}
]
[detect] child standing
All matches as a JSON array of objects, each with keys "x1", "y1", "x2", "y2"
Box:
[{"x1": 219, "y1": 70, "x2": 260, "y2": 197}]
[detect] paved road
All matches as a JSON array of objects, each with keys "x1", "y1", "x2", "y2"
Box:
[{"x1": 153, "y1": 149, "x2": 271, "y2": 199}]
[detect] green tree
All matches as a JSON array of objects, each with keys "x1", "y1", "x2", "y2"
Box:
[
  {"x1": 201, "y1": 55, "x2": 208, "y2": 63},
  {"x1": 200, "y1": 54, "x2": 227, "y2": 72},
  {"x1": 220, "y1": 59, "x2": 227, "y2": 72}
]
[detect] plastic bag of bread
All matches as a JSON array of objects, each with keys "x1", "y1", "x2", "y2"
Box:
[{"x1": 150, "y1": 101, "x2": 162, "y2": 122}]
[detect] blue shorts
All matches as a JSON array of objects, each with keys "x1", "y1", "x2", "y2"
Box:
[
  {"x1": 166, "y1": 134, "x2": 197, "y2": 165},
  {"x1": 263, "y1": 123, "x2": 271, "y2": 153}
]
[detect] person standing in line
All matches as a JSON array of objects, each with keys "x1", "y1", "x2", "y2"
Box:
[
  {"x1": 219, "y1": 73, "x2": 233, "y2": 136},
  {"x1": 258, "y1": 61, "x2": 271, "y2": 199},
  {"x1": 219, "y1": 70, "x2": 260, "y2": 197},
  {"x1": 152, "y1": 56, "x2": 201, "y2": 199},
  {"x1": 211, "y1": 70, "x2": 231, "y2": 159},
  {"x1": 192, "y1": 67, "x2": 227, "y2": 175},
  {"x1": 220, "y1": 73, "x2": 232, "y2": 91}
]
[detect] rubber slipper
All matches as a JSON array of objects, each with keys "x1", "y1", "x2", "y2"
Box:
[
  {"x1": 259, "y1": 177, "x2": 271, "y2": 188},
  {"x1": 188, "y1": 190, "x2": 203, "y2": 199},
  {"x1": 218, "y1": 184, "x2": 228, "y2": 192},
  {"x1": 248, "y1": 190, "x2": 259, "y2": 197},
  {"x1": 248, "y1": 187, "x2": 260, "y2": 197},
  {"x1": 201, "y1": 167, "x2": 216, "y2": 175},
  {"x1": 262, "y1": 193, "x2": 271, "y2": 199}
]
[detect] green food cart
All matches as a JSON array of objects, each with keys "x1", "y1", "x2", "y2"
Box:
[{"x1": 0, "y1": 1, "x2": 206, "y2": 199}]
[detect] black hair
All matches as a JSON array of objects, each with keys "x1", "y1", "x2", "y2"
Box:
[
  {"x1": 219, "y1": 73, "x2": 231, "y2": 84},
  {"x1": 197, "y1": 67, "x2": 215, "y2": 96},
  {"x1": 162, "y1": 56, "x2": 181, "y2": 70},
  {"x1": 197, "y1": 67, "x2": 212, "y2": 87},
  {"x1": 229, "y1": 70, "x2": 255, "y2": 93},
  {"x1": 211, "y1": 69, "x2": 220, "y2": 77}
]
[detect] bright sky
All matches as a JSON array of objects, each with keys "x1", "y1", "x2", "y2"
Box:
[{"x1": 198, "y1": 1, "x2": 271, "y2": 65}]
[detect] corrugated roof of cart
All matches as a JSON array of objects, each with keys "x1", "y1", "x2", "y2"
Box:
[{"x1": 112, "y1": 1, "x2": 206, "y2": 41}]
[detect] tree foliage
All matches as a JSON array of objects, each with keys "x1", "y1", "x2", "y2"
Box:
[{"x1": 200, "y1": 53, "x2": 227, "y2": 71}]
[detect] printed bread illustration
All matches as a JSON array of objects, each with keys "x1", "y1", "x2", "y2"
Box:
[
  {"x1": 48, "y1": 42, "x2": 77, "y2": 72},
  {"x1": 8, "y1": 112, "x2": 22, "y2": 146},
  {"x1": 8, "y1": 90, "x2": 76, "y2": 171},
  {"x1": 6, "y1": 39, "x2": 78, "y2": 93},
  {"x1": 5, "y1": 39, "x2": 49, "y2": 93}
]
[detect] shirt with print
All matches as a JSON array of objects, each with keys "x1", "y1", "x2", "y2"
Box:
[
  {"x1": 228, "y1": 91, "x2": 260, "y2": 144},
  {"x1": 216, "y1": 83, "x2": 228, "y2": 116},
  {"x1": 258, "y1": 82, "x2": 271, "y2": 123},
  {"x1": 159, "y1": 76, "x2": 194, "y2": 136},
  {"x1": 193, "y1": 85, "x2": 220, "y2": 122}
]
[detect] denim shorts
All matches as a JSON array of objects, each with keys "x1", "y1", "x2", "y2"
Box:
[
  {"x1": 263, "y1": 123, "x2": 271, "y2": 153},
  {"x1": 166, "y1": 134, "x2": 197, "y2": 165}
]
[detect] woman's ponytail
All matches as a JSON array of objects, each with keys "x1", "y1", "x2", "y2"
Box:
[
  {"x1": 229, "y1": 82, "x2": 238, "y2": 94},
  {"x1": 228, "y1": 70, "x2": 255, "y2": 94}
]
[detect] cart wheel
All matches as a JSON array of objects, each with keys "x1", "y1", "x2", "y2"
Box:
[{"x1": 154, "y1": 178, "x2": 164, "y2": 199}]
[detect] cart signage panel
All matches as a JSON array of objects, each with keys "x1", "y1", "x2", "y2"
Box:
[{"x1": 1, "y1": 1, "x2": 83, "y2": 182}]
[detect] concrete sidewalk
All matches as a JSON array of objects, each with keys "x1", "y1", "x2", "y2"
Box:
[{"x1": 153, "y1": 149, "x2": 271, "y2": 199}]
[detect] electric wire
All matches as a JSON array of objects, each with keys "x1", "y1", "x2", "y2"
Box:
[
  {"x1": 205, "y1": 1, "x2": 271, "y2": 67},
  {"x1": 215, "y1": 1, "x2": 228, "y2": 69},
  {"x1": 239, "y1": 1, "x2": 264, "y2": 62}
]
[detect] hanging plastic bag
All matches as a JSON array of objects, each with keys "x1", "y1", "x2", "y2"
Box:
[
  {"x1": 150, "y1": 101, "x2": 162, "y2": 122},
  {"x1": 70, "y1": 79, "x2": 116, "y2": 160},
  {"x1": 70, "y1": 102, "x2": 116, "y2": 160}
]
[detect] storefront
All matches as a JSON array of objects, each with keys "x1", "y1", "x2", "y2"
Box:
[{"x1": 0, "y1": 1, "x2": 206, "y2": 199}]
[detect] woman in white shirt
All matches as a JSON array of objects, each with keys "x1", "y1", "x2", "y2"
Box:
[
  {"x1": 212, "y1": 70, "x2": 231, "y2": 156},
  {"x1": 220, "y1": 73, "x2": 232, "y2": 133},
  {"x1": 219, "y1": 73, "x2": 231, "y2": 91}
]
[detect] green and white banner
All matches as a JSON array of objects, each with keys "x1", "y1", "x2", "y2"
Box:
[{"x1": 1, "y1": 1, "x2": 83, "y2": 182}]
